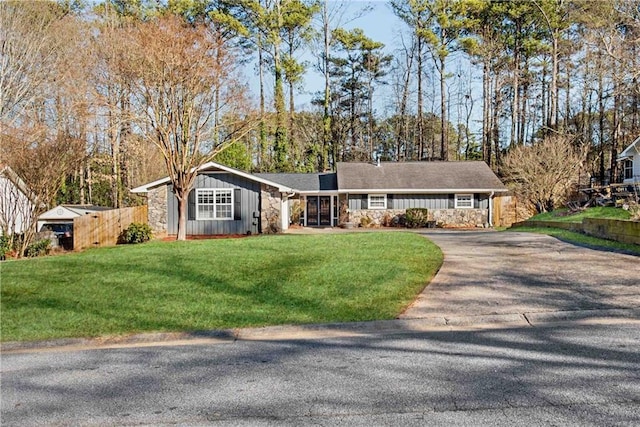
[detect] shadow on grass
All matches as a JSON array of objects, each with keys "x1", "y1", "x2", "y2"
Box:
[{"x1": 1, "y1": 233, "x2": 441, "y2": 341}]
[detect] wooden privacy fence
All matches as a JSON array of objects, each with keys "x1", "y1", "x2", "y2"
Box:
[
  {"x1": 73, "y1": 206, "x2": 148, "y2": 250},
  {"x1": 492, "y1": 195, "x2": 515, "y2": 227},
  {"x1": 492, "y1": 194, "x2": 532, "y2": 227}
]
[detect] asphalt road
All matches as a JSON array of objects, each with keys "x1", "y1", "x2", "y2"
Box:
[{"x1": 2, "y1": 322, "x2": 639, "y2": 426}]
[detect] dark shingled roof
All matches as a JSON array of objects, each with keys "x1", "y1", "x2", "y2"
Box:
[
  {"x1": 336, "y1": 161, "x2": 506, "y2": 192},
  {"x1": 255, "y1": 173, "x2": 337, "y2": 192}
]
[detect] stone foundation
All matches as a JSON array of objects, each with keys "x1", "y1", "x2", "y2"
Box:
[
  {"x1": 349, "y1": 209, "x2": 405, "y2": 227},
  {"x1": 350, "y1": 208, "x2": 489, "y2": 228},
  {"x1": 147, "y1": 185, "x2": 168, "y2": 237},
  {"x1": 431, "y1": 208, "x2": 489, "y2": 228},
  {"x1": 261, "y1": 185, "x2": 281, "y2": 234}
]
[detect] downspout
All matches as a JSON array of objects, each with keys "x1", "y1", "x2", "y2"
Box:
[{"x1": 488, "y1": 191, "x2": 495, "y2": 227}]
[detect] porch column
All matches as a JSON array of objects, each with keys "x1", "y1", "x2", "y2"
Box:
[
  {"x1": 281, "y1": 196, "x2": 289, "y2": 231},
  {"x1": 489, "y1": 191, "x2": 494, "y2": 227},
  {"x1": 302, "y1": 195, "x2": 307, "y2": 227}
]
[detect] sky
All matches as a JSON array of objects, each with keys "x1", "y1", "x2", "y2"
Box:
[
  {"x1": 246, "y1": 1, "x2": 405, "y2": 112},
  {"x1": 247, "y1": 0, "x2": 482, "y2": 133}
]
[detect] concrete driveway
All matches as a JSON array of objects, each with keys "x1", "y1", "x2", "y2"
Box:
[{"x1": 401, "y1": 231, "x2": 640, "y2": 323}]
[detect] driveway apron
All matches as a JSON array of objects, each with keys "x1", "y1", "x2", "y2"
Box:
[{"x1": 401, "y1": 231, "x2": 640, "y2": 319}]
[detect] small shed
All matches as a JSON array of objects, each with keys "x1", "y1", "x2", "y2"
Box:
[{"x1": 37, "y1": 205, "x2": 112, "y2": 232}]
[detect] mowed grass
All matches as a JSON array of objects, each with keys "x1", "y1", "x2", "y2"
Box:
[
  {"x1": 1, "y1": 232, "x2": 442, "y2": 342},
  {"x1": 528, "y1": 206, "x2": 631, "y2": 223}
]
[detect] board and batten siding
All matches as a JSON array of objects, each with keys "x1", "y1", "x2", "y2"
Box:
[
  {"x1": 348, "y1": 193, "x2": 489, "y2": 211},
  {"x1": 167, "y1": 173, "x2": 260, "y2": 235}
]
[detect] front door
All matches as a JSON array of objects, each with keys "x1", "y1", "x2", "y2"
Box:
[
  {"x1": 307, "y1": 197, "x2": 319, "y2": 226},
  {"x1": 306, "y1": 196, "x2": 332, "y2": 226},
  {"x1": 319, "y1": 196, "x2": 331, "y2": 226}
]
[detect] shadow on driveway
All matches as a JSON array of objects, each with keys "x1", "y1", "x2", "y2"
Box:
[{"x1": 402, "y1": 231, "x2": 640, "y2": 319}]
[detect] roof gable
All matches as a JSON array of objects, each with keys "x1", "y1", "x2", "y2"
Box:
[
  {"x1": 618, "y1": 136, "x2": 640, "y2": 159},
  {"x1": 39, "y1": 205, "x2": 81, "y2": 220},
  {"x1": 0, "y1": 166, "x2": 33, "y2": 200},
  {"x1": 38, "y1": 205, "x2": 111, "y2": 220},
  {"x1": 336, "y1": 161, "x2": 507, "y2": 192},
  {"x1": 130, "y1": 161, "x2": 295, "y2": 193}
]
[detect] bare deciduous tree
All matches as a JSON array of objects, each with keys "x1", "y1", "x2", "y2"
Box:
[
  {"x1": 1, "y1": 128, "x2": 84, "y2": 257},
  {"x1": 0, "y1": 1, "x2": 86, "y2": 256},
  {"x1": 501, "y1": 135, "x2": 586, "y2": 213},
  {"x1": 0, "y1": 1, "x2": 63, "y2": 129},
  {"x1": 122, "y1": 15, "x2": 249, "y2": 240}
]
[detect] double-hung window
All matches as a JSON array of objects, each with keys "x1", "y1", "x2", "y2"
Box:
[
  {"x1": 368, "y1": 194, "x2": 387, "y2": 209},
  {"x1": 624, "y1": 159, "x2": 633, "y2": 180},
  {"x1": 196, "y1": 189, "x2": 233, "y2": 220},
  {"x1": 455, "y1": 194, "x2": 473, "y2": 209}
]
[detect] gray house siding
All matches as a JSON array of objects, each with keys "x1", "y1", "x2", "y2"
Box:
[
  {"x1": 348, "y1": 193, "x2": 489, "y2": 211},
  {"x1": 347, "y1": 193, "x2": 491, "y2": 227},
  {"x1": 167, "y1": 173, "x2": 260, "y2": 235}
]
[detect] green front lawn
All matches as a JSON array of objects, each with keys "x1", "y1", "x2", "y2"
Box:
[
  {"x1": 0, "y1": 232, "x2": 442, "y2": 342},
  {"x1": 527, "y1": 206, "x2": 631, "y2": 223}
]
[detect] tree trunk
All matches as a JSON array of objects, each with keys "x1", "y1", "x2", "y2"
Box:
[
  {"x1": 273, "y1": 0, "x2": 287, "y2": 171},
  {"x1": 492, "y1": 74, "x2": 502, "y2": 166},
  {"x1": 258, "y1": 33, "x2": 267, "y2": 172},
  {"x1": 564, "y1": 63, "x2": 571, "y2": 132},
  {"x1": 349, "y1": 66, "x2": 356, "y2": 159},
  {"x1": 417, "y1": 35, "x2": 424, "y2": 161},
  {"x1": 176, "y1": 193, "x2": 187, "y2": 241},
  {"x1": 79, "y1": 164, "x2": 85, "y2": 205},
  {"x1": 322, "y1": 0, "x2": 331, "y2": 171},
  {"x1": 288, "y1": 32, "x2": 297, "y2": 170},
  {"x1": 118, "y1": 93, "x2": 130, "y2": 207},
  {"x1": 482, "y1": 55, "x2": 492, "y2": 167},
  {"x1": 109, "y1": 111, "x2": 119, "y2": 208},
  {"x1": 439, "y1": 55, "x2": 447, "y2": 161},
  {"x1": 397, "y1": 39, "x2": 414, "y2": 162},
  {"x1": 519, "y1": 59, "x2": 528, "y2": 146},
  {"x1": 541, "y1": 58, "x2": 547, "y2": 133},
  {"x1": 511, "y1": 26, "x2": 520, "y2": 147},
  {"x1": 598, "y1": 53, "x2": 606, "y2": 184},
  {"x1": 610, "y1": 90, "x2": 621, "y2": 183},
  {"x1": 549, "y1": 32, "x2": 559, "y2": 130}
]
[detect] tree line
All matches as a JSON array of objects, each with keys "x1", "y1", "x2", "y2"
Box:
[{"x1": 1, "y1": 0, "x2": 639, "y2": 241}]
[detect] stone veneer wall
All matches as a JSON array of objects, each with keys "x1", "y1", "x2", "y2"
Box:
[
  {"x1": 261, "y1": 184, "x2": 282, "y2": 234},
  {"x1": 431, "y1": 208, "x2": 489, "y2": 228},
  {"x1": 349, "y1": 209, "x2": 405, "y2": 226},
  {"x1": 147, "y1": 185, "x2": 168, "y2": 237},
  {"x1": 350, "y1": 208, "x2": 489, "y2": 228}
]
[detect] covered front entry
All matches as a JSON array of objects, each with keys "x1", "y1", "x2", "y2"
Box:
[{"x1": 306, "y1": 196, "x2": 332, "y2": 226}]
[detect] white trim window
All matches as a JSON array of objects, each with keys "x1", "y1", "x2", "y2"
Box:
[
  {"x1": 624, "y1": 159, "x2": 633, "y2": 180},
  {"x1": 368, "y1": 194, "x2": 387, "y2": 209},
  {"x1": 455, "y1": 194, "x2": 473, "y2": 209},
  {"x1": 196, "y1": 189, "x2": 233, "y2": 220}
]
